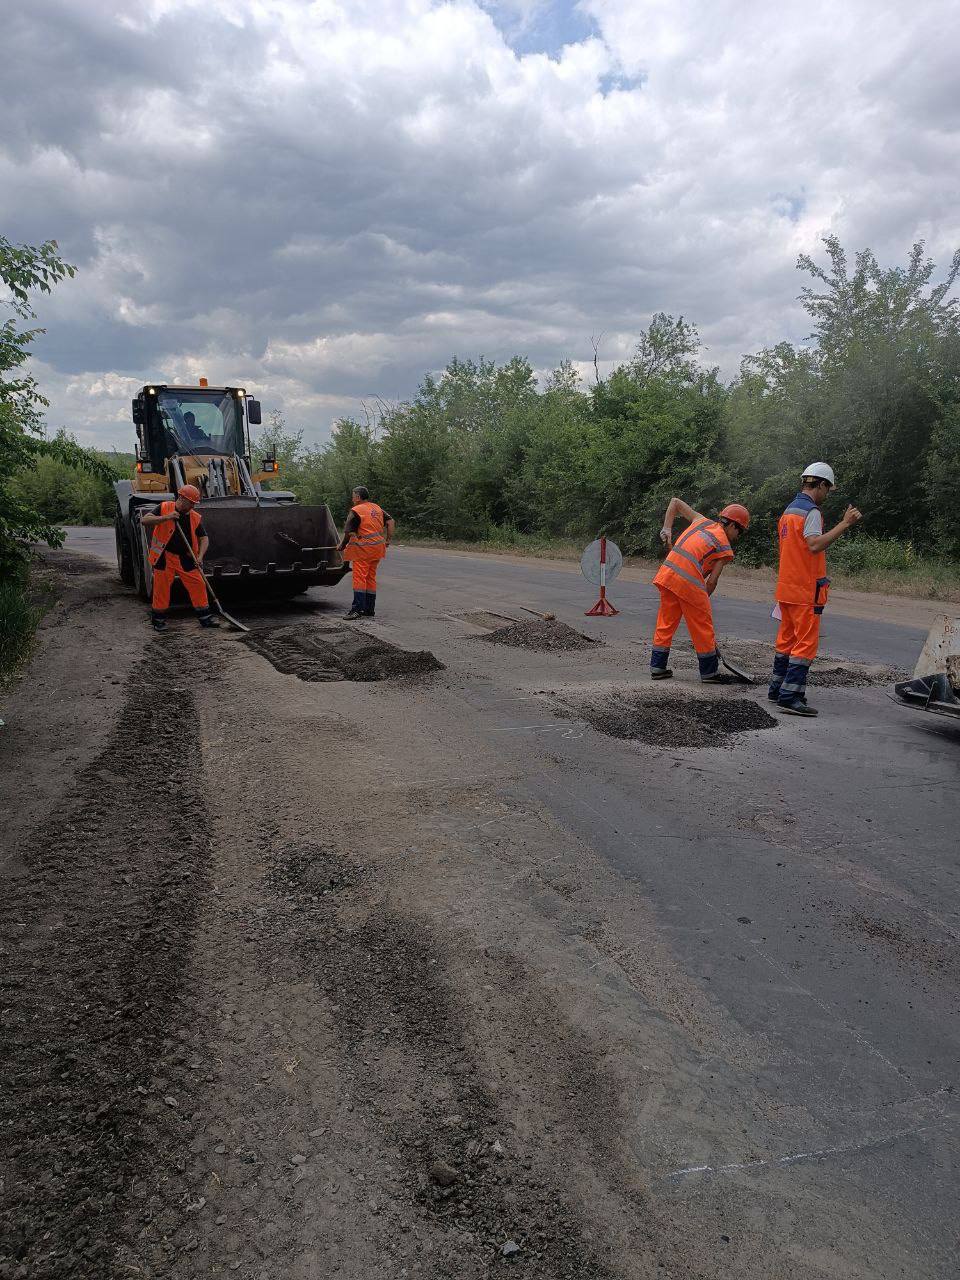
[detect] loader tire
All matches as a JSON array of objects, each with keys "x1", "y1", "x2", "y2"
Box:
[
  {"x1": 115, "y1": 509, "x2": 134, "y2": 587},
  {"x1": 130, "y1": 516, "x2": 150, "y2": 601}
]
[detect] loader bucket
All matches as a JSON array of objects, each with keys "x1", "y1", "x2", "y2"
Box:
[{"x1": 198, "y1": 500, "x2": 349, "y2": 592}]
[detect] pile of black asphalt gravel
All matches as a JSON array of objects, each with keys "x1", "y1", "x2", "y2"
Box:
[
  {"x1": 558, "y1": 692, "x2": 778, "y2": 748},
  {"x1": 480, "y1": 620, "x2": 598, "y2": 653}
]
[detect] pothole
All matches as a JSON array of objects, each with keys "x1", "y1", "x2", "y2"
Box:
[
  {"x1": 242, "y1": 624, "x2": 444, "y2": 682},
  {"x1": 557, "y1": 692, "x2": 777, "y2": 747},
  {"x1": 479, "y1": 619, "x2": 600, "y2": 653}
]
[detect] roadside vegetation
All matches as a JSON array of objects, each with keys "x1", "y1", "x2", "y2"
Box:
[
  {"x1": 7, "y1": 235, "x2": 959, "y2": 617},
  {"x1": 252, "y1": 237, "x2": 960, "y2": 599},
  {"x1": 0, "y1": 235, "x2": 111, "y2": 679}
]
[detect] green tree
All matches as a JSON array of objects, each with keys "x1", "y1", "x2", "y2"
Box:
[{"x1": 0, "y1": 237, "x2": 113, "y2": 572}]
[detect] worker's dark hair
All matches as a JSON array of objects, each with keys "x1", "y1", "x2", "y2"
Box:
[{"x1": 353, "y1": 485, "x2": 370, "y2": 500}]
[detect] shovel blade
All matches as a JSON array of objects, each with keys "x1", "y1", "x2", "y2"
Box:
[
  {"x1": 720, "y1": 653, "x2": 756, "y2": 684},
  {"x1": 218, "y1": 610, "x2": 249, "y2": 634}
]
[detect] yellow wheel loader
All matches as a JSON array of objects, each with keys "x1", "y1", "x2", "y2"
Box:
[
  {"x1": 893, "y1": 615, "x2": 960, "y2": 720},
  {"x1": 114, "y1": 382, "x2": 349, "y2": 601}
]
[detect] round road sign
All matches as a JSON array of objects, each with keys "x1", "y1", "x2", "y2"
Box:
[{"x1": 580, "y1": 538, "x2": 623, "y2": 586}]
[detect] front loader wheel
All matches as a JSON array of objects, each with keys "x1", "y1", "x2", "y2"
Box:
[
  {"x1": 130, "y1": 515, "x2": 150, "y2": 601},
  {"x1": 115, "y1": 509, "x2": 134, "y2": 586}
]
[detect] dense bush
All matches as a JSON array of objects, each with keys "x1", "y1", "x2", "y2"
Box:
[{"x1": 7, "y1": 439, "x2": 133, "y2": 527}]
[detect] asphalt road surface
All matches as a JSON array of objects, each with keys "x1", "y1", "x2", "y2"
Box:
[{"x1": 3, "y1": 529, "x2": 955, "y2": 1278}]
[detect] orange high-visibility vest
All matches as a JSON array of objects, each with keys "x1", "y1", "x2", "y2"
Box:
[
  {"x1": 148, "y1": 502, "x2": 202, "y2": 566},
  {"x1": 343, "y1": 501, "x2": 387, "y2": 561},
  {"x1": 775, "y1": 493, "x2": 829, "y2": 610},
  {"x1": 653, "y1": 518, "x2": 733, "y2": 603}
]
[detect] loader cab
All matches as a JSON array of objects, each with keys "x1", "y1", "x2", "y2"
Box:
[{"x1": 131, "y1": 383, "x2": 263, "y2": 496}]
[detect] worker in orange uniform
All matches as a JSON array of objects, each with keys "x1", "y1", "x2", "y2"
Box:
[
  {"x1": 650, "y1": 497, "x2": 751, "y2": 683},
  {"x1": 140, "y1": 484, "x2": 219, "y2": 634},
  {"x1": 769, "y1": 463, "x2": 862, "y2": 716},
  {"x1": 337, "y1": 486, "x2": 396, "y2": 620}
]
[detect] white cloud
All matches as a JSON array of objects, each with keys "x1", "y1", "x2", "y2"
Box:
[{"x1": 1, "y1": 0, "x2": 957, "y2": 450}]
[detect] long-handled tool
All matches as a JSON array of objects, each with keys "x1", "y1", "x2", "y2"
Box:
[
  {"x1": 174, "y1": 524, "x2": 249, "y2": 633},
  {"x1": 718, "y1": 649, "x2": 756, "y2": 684}
]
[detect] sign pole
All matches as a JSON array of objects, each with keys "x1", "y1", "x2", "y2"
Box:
[{"x1": 585, "y1": 534, "x2": 620, "y2": 616}]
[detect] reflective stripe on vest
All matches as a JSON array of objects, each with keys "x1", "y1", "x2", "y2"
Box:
[
  {"x1": 775, "y1": 493, "x2": 828, "y2": 606},
  {"x1": 148, "y1": 502, "x2": 201, "y2": 566},
  {"x1": 653, "y1": 519, "x2": 733, "y2": 602},
  {"x1": 346, "y1": 502, "x2": 387, "y2": 554}
]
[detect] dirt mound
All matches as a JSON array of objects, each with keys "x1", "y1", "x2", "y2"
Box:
[
  {"x1": 242, "y1": 623, "x2": 444, "y2": 682},
  {"x1": 480, "y1": 619, "x2": 598, "y2": 652},
  {"x1": 559, "y1": 692, "x2": 777, "y2": 748}
]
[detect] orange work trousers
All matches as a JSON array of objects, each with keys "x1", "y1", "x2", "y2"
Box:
[
  {"x1": 151, "y1": 553, "x2": 209, "y2": 613},
  {"x1": 350, "y1": 556, "x2": 380, "y2": 592},
  {"x1": 775, "y1": 601, "x2": 821, "y2": 663},
  {"x1": 653, "y1": 585, "x2": 717, "y2": 653},
  {"x1": 651, "y1": 585, "x2": 719, "y2": 677}
]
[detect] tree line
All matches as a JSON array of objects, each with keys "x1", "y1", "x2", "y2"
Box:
[
  {"x1": 255, "y1": 237, "x2": 960, "y2": 570},
  {"x1": 4, "y1": 234, "x2": 960, "y2": 584}
]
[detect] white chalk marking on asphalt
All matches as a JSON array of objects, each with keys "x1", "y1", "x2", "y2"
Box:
[{"x1": 667, "y1": 1122, "x2": 938, "y2": 1180}]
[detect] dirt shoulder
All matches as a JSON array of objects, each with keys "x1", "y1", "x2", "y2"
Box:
[{"x1": 396, "y1": 540, "x2": 957, "y2": 629}]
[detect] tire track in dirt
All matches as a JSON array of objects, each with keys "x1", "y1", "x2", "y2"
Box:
[
  {"x1": 262, "y1": 840, "x2": 627, "y2": 1278},
  {"x1": 0, "y1": 643, "x2": 211, "y2": 1279}
]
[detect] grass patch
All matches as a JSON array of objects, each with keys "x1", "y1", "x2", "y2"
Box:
[{"x1": 0, "y1": 562, "x2": 55, "y2": 682}]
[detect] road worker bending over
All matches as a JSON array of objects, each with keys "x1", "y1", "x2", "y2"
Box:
[
  {"x1": 337, "y1": 486, "x2": 396, "y2": 620},
  {"x1": 769, "y1": 463, "x2": 862, "y2": 717},
  {"x1": 651, "y1": 498, "x2": 751, "y2": 683},
  {"x1": 140, "y1": 484, "x2": 220, "y2": 634}
]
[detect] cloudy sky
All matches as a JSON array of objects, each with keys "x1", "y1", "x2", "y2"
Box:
[{"x1": 3, "y1": 0, "x2": 959, "y2": 449}]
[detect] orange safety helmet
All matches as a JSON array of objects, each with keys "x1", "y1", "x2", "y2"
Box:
[
  {"x1": 719, "y1": 503, "x2": 750, "y2": 531},
  {"x1": 178, "y1": 484, "x2": 202, "y2": 503}
]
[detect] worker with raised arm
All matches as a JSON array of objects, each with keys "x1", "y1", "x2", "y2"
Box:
[
  {"x1": 337, "y1": 485, "x2": 396, "y2": 620},
  {"x1": 650, "y1": 497, "x2": 751, "y2": 683},
  {"x1": 140, "y1": 483, "x2": 220, "y2": 633},
  {"x1": 769, "y1": 463, "x2": 862, "y2": 716}
]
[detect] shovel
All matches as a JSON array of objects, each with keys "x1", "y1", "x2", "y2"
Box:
[
  {"x1": 174, "y1": 524, "x2": 249, "y2": 633},
  {"x1": 718, "y1": 649, "x2": 756, "y2": 684}
]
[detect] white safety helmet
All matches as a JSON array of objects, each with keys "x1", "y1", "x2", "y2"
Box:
[{"x1": 801, "y1": 461, "x2": 835, "y2": 486}]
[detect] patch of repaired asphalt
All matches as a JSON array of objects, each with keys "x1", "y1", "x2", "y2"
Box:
[
  {"x1": 556, "y1": 691, "x2": 777, "y2": 747},
  {"x1": 479, "y1": 619, "x2": 599, "y2": 652},
  {"x1": 242, "y1": 623, "x2": 444, "y2": 682}
]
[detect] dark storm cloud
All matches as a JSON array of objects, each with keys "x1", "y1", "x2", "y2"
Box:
[{"x1": 1, "y1": 0, "x2": 958, "y2": 446}]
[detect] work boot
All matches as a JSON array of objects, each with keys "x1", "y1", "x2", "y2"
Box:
[
  {"x1": 198, "y1": 614, "x2": 221, "y2": 628},
  {"x1": 151, "y1": 616, "x2": 167, "y2": 633},
  {"x1": 779, "y1": 697, "x2": 818, "y2": 717},
  {"x1": 363, "y1": 591, "x2": 377, "y2": 619},
  {"x1": 650, "y1": 668, "x2": 673, "y2": 680},
  {"x1": 344, "y1": 589, "x2": 365, "y2": 620},
  {"x1": 701, "y1": 672, "x2": 734, "y2": 685},
  {"x1": 768, "y1": 685, "x2": 783, "y2": 702}
]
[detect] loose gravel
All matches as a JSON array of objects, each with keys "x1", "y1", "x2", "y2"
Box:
[
  {"x1": 558, "y1": 692, "x2": 778, "y2": 747},
  {"x1": 480, "y1": 619, "x2": 598, "y2": 653}
]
